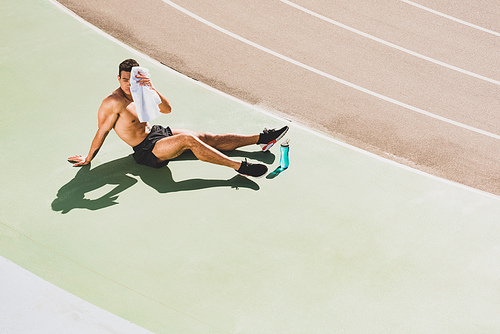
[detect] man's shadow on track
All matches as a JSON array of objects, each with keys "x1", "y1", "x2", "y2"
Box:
[{"x1": 52, "y1": 150, "x2": 274, "y2": 214}]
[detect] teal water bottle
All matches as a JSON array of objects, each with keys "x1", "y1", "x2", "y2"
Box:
[{"x1": 280, "y1": 139, "x2": 290, "y2": 169}]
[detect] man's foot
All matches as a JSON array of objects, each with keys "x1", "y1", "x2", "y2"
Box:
[
  {"x1": 258, "y1": 125, "x2": 289, "y2": 152},
  {"x1": 237, "y1": 160, "x2": 268, "y2": 178}
]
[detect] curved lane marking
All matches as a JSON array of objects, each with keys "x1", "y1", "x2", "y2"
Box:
[
  {"x1": 162, "y1": 0, "x2": 500, "y2": 140},
  {"x1": 281, "y1": 0, "x2": 499, "y2": 85},
  {"x1": 400, "y1": 0, "x2": 500, "y2": 37}
]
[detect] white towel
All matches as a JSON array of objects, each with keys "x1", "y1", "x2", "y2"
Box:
[{"x1": 130, "y1": 66, "x2": 162, "y2": 123}]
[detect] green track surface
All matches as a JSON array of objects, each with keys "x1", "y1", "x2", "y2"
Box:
[{"x1": 1, "y1": 0, "x2": 499, "y2": 332}]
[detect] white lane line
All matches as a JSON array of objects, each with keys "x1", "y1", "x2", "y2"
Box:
[
  {"x1": 162, "y1": 0, "x2": 500, "y2": 140},
  {"x1": 281, "y1": 0, "x2": 499, "y2": 85},
  {"x1": 400, "y1": 0, "x2": 500, "y2": 37}
]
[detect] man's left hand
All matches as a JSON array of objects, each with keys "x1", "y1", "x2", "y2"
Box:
[{"x1": 136, "y1": 72, "x2": 152, "y2": 88}]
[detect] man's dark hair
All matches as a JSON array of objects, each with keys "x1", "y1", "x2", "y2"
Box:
[{"x1": 119, "y1": 59, "x2": 140, "y2": 77}]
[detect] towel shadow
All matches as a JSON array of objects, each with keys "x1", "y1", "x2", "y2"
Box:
[{"x1": 51, "y1": 151, "x2": 273, "y2": 214}]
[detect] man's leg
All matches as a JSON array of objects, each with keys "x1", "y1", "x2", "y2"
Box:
[
  {"x1": 171, "y1": 129, "x2": 259, "y2": 151},
  {"x1": 170, "y1": 125, "x2": 289, "y2": 152},
  {"x1": 152, "y1": 126, "x2": 288, "y2": 177},
  {"x1": 152, "y1": 133, "x2": 241, "y2": 170}
]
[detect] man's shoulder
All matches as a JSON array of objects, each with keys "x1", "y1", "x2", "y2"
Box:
[
  {"x1": 107, "y1": 89, "x2": 127, "y2": 102},
  {"x1": 101, "y1": 90, "x2": 127, "y2": 109}
]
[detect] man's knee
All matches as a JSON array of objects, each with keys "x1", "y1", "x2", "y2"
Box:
[
  {"x1": 197, "y1": 132, "x2": 220, "y2": 146},
  {"x1": 179, "y1": 133, "x2": 202, "y2": 148}
]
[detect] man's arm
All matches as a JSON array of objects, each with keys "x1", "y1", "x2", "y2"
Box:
[
  {"x1": 154, "y1": 87, "x2": 172, "y2": 114},
  {"x1": 68, "y1": 98, "x2": 119, "y2": 167},
  {"x1": 135, "y1": 72, "x2": 172, "y2": 114}
]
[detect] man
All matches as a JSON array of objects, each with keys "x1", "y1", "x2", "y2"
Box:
[{"x1": 69, "y1": 59, "x2": 288, "y2": 177}]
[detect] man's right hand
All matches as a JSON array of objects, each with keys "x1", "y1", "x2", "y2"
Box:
[{"x1": 68, "y1": 155, "x2": 90, "y2": 167}]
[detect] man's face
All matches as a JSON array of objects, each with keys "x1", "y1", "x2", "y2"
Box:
[{"x1": 118, "y1": 71, "x2": 131, "y2": 95}]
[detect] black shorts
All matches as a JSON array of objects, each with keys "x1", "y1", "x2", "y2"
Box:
[{"x1": 132, "y1": 125, "x2": 172, "y2": 168}]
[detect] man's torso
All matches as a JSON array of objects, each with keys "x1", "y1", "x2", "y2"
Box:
[{"x1": 108, "y1": 88, "x2": 151, "y2": 147}]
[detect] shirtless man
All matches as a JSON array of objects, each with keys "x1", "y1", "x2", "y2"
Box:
[{"x1": 68, "y1": 59, "x2": 288, "y2": 177}]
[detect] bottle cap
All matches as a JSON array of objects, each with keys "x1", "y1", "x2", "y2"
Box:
[{"x1": 281, "y1": 139, "x2": 290, "y2": 147}]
